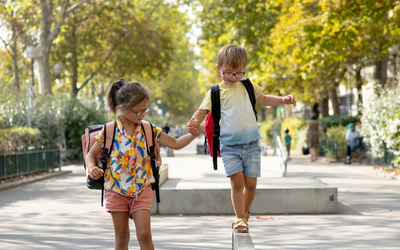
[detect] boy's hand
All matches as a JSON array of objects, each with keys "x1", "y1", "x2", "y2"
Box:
[
  {"x1": 187, "y1": 118, "x2": 201, "y2": 136},
  {"x1": 283, "y1": 95, "x2": 296, "y2": 107}
]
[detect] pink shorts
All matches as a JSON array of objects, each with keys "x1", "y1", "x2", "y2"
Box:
[{"x1": 104, "y1": 185, "x2": 153, "y2": 218}]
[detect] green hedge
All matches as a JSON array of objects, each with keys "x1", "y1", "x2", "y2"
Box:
[{"x1": 319, "y1": 115, "x2": 360, "y2": 131}]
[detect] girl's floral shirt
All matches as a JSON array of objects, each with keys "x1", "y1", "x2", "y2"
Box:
[{"x1": 95, "y1": 117, "x2": 162, "y2": 199}]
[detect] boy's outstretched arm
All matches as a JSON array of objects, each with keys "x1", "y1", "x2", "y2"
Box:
[{"x1": 256, "y1": 94, "x2": 296, "y2": 107}]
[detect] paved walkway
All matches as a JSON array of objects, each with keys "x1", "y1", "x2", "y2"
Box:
[{"x1": 0, "y1": 137, "x2": 399, "y2": 249}]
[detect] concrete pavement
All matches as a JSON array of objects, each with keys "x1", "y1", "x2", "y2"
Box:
[{"x1": 0, "y1": 137, "x2": 399, "y2": 249}]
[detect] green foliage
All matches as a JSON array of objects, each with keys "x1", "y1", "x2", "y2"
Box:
[
  {"x1": 361, "y1": 87, "x2": 400, "y2": 167},
  {"x1": 0, "y1": 127, "x2": 41, "y2": 152},
  {"x1": 0, "y1": 90, "x2": 65, "y2": 148},
  {"x1": 326, "y1": 125, "x2": 347, "y2": 159},
  {"x1": 64, "y1": 99, "x2": 108, "y2": 160},
  {"x1": 281, "y1": 117, "x2": 306, "y2": 149},
  {"x1": 258, "y1": 120, "x2": 275, "y2": 145},
  {"x1": 319, "y1": 115, "x2": 360, "y2": 132}
]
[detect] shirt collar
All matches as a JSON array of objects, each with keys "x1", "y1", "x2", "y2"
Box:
[{"x1": 116, "y1": 116, "x2": 143, "y2": 137}]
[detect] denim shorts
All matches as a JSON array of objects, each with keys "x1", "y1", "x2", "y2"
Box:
[{"x1": 220, "y1": 140, "x2": 261, "y2": 178}]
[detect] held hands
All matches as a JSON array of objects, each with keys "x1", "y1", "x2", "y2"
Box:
[
  {"x1": 283, "y1": 95, "x2": 297, "y2": 107},
  {"x1": 89, "y1": 166, "x2": 103, "y2": 180},
  {"x1": 187, "y1": 118, "x2": 201, "y2": 136}
]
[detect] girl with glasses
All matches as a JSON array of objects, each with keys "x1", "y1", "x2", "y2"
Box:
[{"x1": 86, "y1": 78, "x2": 201, "y2": 250}]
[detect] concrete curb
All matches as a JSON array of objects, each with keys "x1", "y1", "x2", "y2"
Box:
[
  {"x1": 0, "y1": 170, "x2": 72, "y2": 192},
  {"x1": 341, "y1": 166, "x2": 399, "y2": 181}
]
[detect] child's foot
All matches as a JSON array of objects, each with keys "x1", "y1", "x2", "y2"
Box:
[
  {"x1": 232, "y1": 218, "x2": 249, "y2": 233},
  {"x1": 246, "y1": 211, "x2": 251, "y2": 221}
]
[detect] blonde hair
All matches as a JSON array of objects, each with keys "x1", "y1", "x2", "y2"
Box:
[
  {"x1": 217, "y1": 44, "x2": 247, "y2": 69},
  {"x1": 107, "y1": 78, "x2": 149, "y2": 114}
]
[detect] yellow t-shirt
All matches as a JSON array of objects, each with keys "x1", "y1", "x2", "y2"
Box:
[{"x1": 199, "y1": 81, "x2": 264, "y2": 145}]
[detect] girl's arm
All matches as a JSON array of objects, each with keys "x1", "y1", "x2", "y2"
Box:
[
  {"x1": 85, "y1": 142, "x2": 104, "y2": 180},
  {"x1": 256, "y1": 94, "x2": 297, "y2": 107},
  {"x1": 159, "y1": 120, "x2": 201, "y2": 150}
]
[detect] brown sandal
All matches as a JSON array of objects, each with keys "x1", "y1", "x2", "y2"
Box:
[{"x1": 232, "y1": 218, "x2": 249, "y2": 233}]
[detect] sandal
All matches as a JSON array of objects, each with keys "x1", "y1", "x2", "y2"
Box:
[
  {"x1": 231, "y1": 212, "x2": 251, "y2": 227},
  {"x1": 232, "y1": 218, "x2": 249, "y2": 233},
  {"x1": 246, "y1": 211, "x2": 251, "y2": 221}
]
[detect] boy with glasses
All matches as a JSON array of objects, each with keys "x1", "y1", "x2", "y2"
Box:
[{"x1": 189, "y1": 44, "x2": 296, "y2": 233}]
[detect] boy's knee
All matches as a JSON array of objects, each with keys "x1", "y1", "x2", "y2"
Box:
[{"x1": 230, "y1": 177, "x2": 245, "y2": 191}]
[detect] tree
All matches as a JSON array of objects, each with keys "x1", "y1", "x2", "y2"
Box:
[
  {"x1": 0, "y1": 1, "x2": 31, "y2": 91},
  {"x1": 52, "y1": 0, "x2": 173, "y2": 96}
]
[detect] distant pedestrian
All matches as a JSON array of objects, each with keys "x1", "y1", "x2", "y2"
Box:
[
  {"x1": 162, "y1": 121, "x2": 171, "y2": 157},
  {"x1": 174, "y1": 124, "x2": 181, "y2": 138},
  {"x1": 345, "y1": 123, "x2": 361, "y2": 164},
  {"x1": 305, "y1": 112, "x2": 326, "y2": 162},
  {"x1": 161, "y1": 121, "x2": 170, "y2": 135},
  {"x1": 85, "y1": 79, "x2": 201, "y2": 250},
  {"x1": 284, "y1": 128, "x2": 292, "y2": 160}
]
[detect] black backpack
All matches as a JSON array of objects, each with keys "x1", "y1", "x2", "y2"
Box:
[{"x1": 204, "y1": 78, "x2": 258, "y2": 170}]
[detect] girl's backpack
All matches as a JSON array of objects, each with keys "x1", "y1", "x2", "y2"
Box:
[
  {"x1": 81, "y1": 120, "x2": 162, "y2": 206},
  {"x1": 204, "y1": 78, "x2": 258, "y2": 170}
]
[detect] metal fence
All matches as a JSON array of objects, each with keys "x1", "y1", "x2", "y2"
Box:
[
  {"x1": 372, "y1": 150, "x2": 396, "y2": 167},
  {"x1": 0, "y1": 147, "x2": 60, "y2": 180},
  {"x1": 318, "y1": 140, "x2": 338, "y2": 159}
]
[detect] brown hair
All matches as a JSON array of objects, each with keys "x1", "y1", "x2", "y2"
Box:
[
  {"x1": 311, "y1": 112, "x2": 318, "y2": 120},
  {"x1": 107, "y1": 78, "x2": 149, "y2": 114},
  {"x1": 217, "y1": 44, "x2": 247, "y2": 69}
]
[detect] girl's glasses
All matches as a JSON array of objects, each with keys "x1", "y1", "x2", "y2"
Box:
[
  {"x1": 130, "y1": 105, "x2": 151, "y2": 116},
  {"x1": 220, "y1": 68, "x2": 245, "y2": 79}
]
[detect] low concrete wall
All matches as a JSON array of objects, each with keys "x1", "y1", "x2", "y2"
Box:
[
  {"x1": 155, "y1": 185, "x2": 337, "y2": 215},
  {"x1": 151, "y1": 164, "x2": 168, "y2": 214}
]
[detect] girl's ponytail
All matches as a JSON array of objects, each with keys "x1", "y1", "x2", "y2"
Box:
[
  {"x1": 107, "y1": 78, "x2": 149, "y2": 115},
  {"x1": 107, "y1": 78, "x2": 126, "y2": 114}
]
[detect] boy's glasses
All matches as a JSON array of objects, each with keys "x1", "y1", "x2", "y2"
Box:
[
  {"x1": 220, "y1": 68, "x2": 245, "y2": 79},
  {"x1": 130, "y1": 105, "x2": 151, "y2": 116}
]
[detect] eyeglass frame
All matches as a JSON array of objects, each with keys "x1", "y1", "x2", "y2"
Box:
[
  {"x1": 219, "y1": 67, "x2": 246, "y2": 79},
  {"x1": 129, "y1": 105, "x2": 151, "y2": 116}
]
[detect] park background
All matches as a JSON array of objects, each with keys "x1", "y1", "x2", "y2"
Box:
[{"x1": 0, "y1": 0, "x2": 399, "y2": 180}]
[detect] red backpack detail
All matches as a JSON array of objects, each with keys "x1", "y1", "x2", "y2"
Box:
[
  {"x1": 204, "y1": 111, "x2": 221, "y2": 158},
  {"x1": 204, "y1": 78, "x2": 258, "y2": 170}
]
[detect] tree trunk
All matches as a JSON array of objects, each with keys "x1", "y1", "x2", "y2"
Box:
[
  {"x1": 355, "y1": 69, "x2": 362, "y2": 117},
  {"x1": 37, "y1": 49, "x2": 52, "y2": 95},
  {"x1": 375, "y1": 54, "x2": 388, "y2": 87},
  {"x1": 328, "y1": 85, "x2": 340, "y2": 115},
  {"x1": 260, "y1": 106, "x2": 266, "y2": 121},
  {"x1": 271, "y1": 106, "x2": 277, "y2": 119},
  {"x1": 71, "y1": 14, "x2": 78, "y2": 96},
  {"x1": 11, "y1": 10, "x2": 20, "y2": 91},
  {"x1": 321, "y1": 88, "x2": 330, "y2": 117}
]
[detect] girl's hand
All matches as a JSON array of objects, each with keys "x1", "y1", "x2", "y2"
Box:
[
  {"x1": 283, "y1": 95, "x2": 296, "y2": 107},
  {"x1": 89, "y1": 166, "x2": 104, "y2": 180},
  {"x1": 187, "y1": 118, "x2": 201, "y2": 136}
]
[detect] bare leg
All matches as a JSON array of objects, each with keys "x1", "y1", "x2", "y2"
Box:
[
  {"x1": 243, "y1": 176, "x2": 257, "y2": 215},
  {"x1": 312, "y1": 147, "x2": 318, "y2": 161},
  {"x1": 230, "y1": 171, "x2": 246, "y2": 230},
  {"x1": 131, "y1": 210, "x2": 154, "y2": 250},
  {"x1": 111, "y1": 212, "x2": 130, "y2": 250}
]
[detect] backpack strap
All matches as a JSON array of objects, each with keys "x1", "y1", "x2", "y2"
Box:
[
  {"x1": 210, "y1": 84, "x2": 221, "y2": 170},
  {"x1": 141, "y1": 121, "x2": 161, "y2": 203},
  {"x1": 241, "y1": 78, "x2": 258, "y2": 121},
  {"x1": 100, "y1": 120, "x2": 116, "y2": 207}
]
